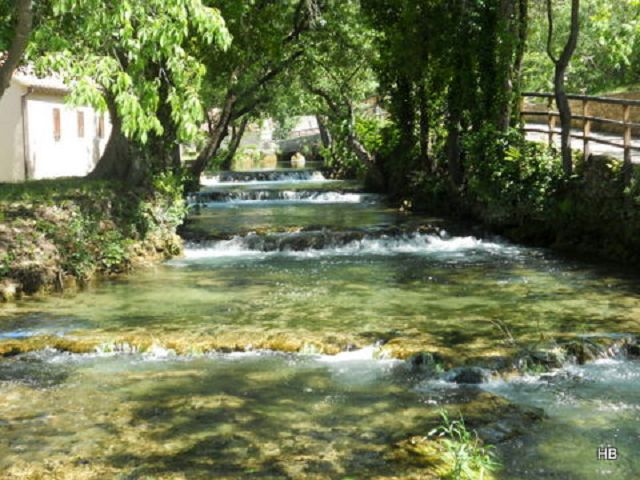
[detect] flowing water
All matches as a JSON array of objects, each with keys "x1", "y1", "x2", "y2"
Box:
[{"x1": 1, "y1": 169, "x2": 640, "y2": 479}]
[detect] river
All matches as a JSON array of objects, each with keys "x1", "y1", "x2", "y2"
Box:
[{"x1": 0, "y1": 169, "x2": 638, "y2": 478}]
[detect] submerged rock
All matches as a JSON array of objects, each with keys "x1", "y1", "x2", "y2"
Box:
[
  {"x1": 515, "y1": 345, "x2": 566, "y2": 372},
  {"x1": 562, "y1": 338, "x2": 606, "y2": 364},
  {"x1": 0, "y1": 279, "x2": 18, "y2": 301},
  {"x1": 626, "y1": 342, "x2": 640, "y2": 358},
  {"x1": 408, "y1": 352, "x2": 445, "y2": 373},
  {"x1": 291, "y1": 152, "x2": 306, "y2": 169},
  {"x1": 447, "y1": 367, "x2": 492, "y2": 384},
  {"x1": 391, "y1": 391, "x2": 543, "y2": 478}
]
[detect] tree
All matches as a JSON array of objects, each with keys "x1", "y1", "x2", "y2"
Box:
[
  {"x1": 31, "y1": 0, "x2": 230, "y2": 182},
  {"x1": 361, "y1": 0, "x2": 531, "y2": 194},
  {"x1": 363, "y1": 0, "x2": 436, "y2": 188},
  {"x1": 525, "y1": 0, "x2": 640, "y2": 94},
  {"x1": 296, "y1": 0, "x2": 383, "y2": 182},
  {"x1": 189, "y1": 0, "x2": 322, "y2": 181},
  {"x1": 546, "y1": 0, "x2": 580, "y2": 175},
  {"x1": 0, "y1": 0, "x2": 33, "y2": 100}
]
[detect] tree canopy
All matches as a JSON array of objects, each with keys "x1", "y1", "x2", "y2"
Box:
[{"x1": 0, "y1": 0, "x2": 637, "y2": 189}]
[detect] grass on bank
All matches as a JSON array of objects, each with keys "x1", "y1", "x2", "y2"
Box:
[{"x1": 0, "y1": 175, "x2": 186, "y2": 300}]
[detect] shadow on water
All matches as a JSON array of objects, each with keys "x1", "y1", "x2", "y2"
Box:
[
  {"x1": 0, "y1": 352, "x2": 509, "y2": 479},
  {"x1": 102, "y1": 361, "x2": 426, "y2": 478}
]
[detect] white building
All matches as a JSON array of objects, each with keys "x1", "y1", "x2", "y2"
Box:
[{"x1": 0, "y1": 70, "x2": 111, "y2": 183}]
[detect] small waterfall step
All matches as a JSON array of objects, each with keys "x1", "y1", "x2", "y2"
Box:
[
  {"x1": 188, "y1": 189, "x2": 381, "y2": 206},
  {"x1": 183, "y1": 225, "x2": 449, "y2": 251},
  {"x1": 203, "y1": 169, "x2": 328, "y2": 185}
]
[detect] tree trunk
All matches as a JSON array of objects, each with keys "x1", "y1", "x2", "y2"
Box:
[
  {"x1": 88, "y1": 97, "x2": 145, "y2": 183},
  {"x1": 547, "y1": 0, "x2": 580, "y2": 176},
  {"x1": 496, "y1": 0, "x2": 517, "y2": 132},
  {"x1": 0, "y1": 0, "x2": 33, "y2": 100},
  {"x1": 446, "y1": 121, "x2": 463, "y2": 188},
  {"x1": 349, "y1": 133, "x2": 384, "y2": 190},
  {"x1": 190, "y1": 93, "x2": 236, "y2": 180},
  {"x1": 316, "y1": 115, "x2": 332, "y2": 149},
  {"x1": 149, "y1": 77, "x2": 181, "y2": 172},
  {"x1": 417, "y1": 82, "x2": 432, "y2": 172},
  {"x1": 394, "y1": 76, "x2": 415, "y2": 155},
  {"x1": 342, "y1": 103, "x2": 383, "y2": 187},
  {"x1": 510, "y1": 0, "x2": 529, "y2": 127},
  {"x1": 221, "y1": 116, "x2": 249, "y2": 170},
  {"x1": 446, "y1": 63, "x2": 465, "y2": 188},
  {"x1": 554, "y1": 69, "x2": 574, "y2": 175}
]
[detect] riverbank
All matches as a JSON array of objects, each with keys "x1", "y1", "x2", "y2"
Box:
[
  {"x1": 406, "y1": 138, "x2": 640, "y2": 268},
  {"x1": 0, "y1": 177, "x2": 185, "y2": 301}
]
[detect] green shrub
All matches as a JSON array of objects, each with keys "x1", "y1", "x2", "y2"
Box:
[
  {"x1": 323, "y1": 115, "x2": 392, "y2": 179},
  {"x1": 464, "y1": 126, "x2": 564, "y2": 225}
]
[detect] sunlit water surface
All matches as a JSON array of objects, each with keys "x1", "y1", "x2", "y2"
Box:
[{"x1": 1, "y1": 170, "x2": 639, "y2": 478}]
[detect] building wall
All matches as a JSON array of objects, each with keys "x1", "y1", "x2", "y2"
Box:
[
  {"x1": 0, "y1": 83, "x2": 26, "y2": 183},
  {"x1": 25, "y1": 94, "x2": 111, "y2": 180}
]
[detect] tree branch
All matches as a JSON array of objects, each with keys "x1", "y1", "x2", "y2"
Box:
[
  {"x1": 0, "y1": 0, "x2": 34, "y2": 100},
  {"x1": 305, "y1": 83, "x2": 340, "y2": 114},
  {"x1": 221, "y1": 116, "x2": 250, "y2": 170},
  {"x1": 546, "y1": 0, "x2": 558, "y2": 64}
]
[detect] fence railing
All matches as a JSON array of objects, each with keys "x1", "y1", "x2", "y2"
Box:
[{"x1": 521, "y1": 92, "x2": 640, "y2": 166}]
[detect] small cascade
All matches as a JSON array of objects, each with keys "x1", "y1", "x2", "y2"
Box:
[
  {"x1": 202, "y1": 169, "x2": 329, "y2": 185},
  {"x1": 171, "y1": 229, "x2": 520, "y2": 262},
  {"x1": 188, "y1": 189, "x2": 379, "y2": 206}
]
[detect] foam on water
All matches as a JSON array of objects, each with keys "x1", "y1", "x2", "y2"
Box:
[
  {"x1": 482, "y1": 359, "x2": 640, "y2": 479},
  {"x1": 317, "y1": 345, "x2": 395, "y2": 364},
  {"x1": 481, "y1": 358, "x2": 640, "y2": 415},
  {"x1": 201, "y1": 170, "x2": 330, "y2": 186},
  {"x1": 169, "y1": 231, "x2": 520, "y2": 265},
  {"x1": 191, "y1": 191, "x2": 378, "y2": 207}
]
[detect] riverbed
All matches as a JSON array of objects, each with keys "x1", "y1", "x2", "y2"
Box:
[{"x1": 1, "y1": 169, "x2": 639, "y2": 478}]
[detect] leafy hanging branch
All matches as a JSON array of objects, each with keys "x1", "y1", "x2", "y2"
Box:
[{"x1": 189, "y1": 0, "x2": 321, "y2": 180}]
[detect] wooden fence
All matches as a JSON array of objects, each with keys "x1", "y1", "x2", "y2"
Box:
[{"x1": 521, "y1": 92, "x2": 640, "y2": 168}]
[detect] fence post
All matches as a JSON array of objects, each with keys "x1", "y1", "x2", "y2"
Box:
[
  {"x1": 623, "y1": 104, "x2": 632, "y2": 186},
  {"x1": 582, "y1": 99, "x2": 591, "y2": 161},
  {"x1": 547, "y1": 96, "x2": 556, "y2": 147}
]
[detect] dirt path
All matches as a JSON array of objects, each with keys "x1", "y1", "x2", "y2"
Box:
[{"x1": 526, "y1": 124, "x2": 640, "y2": 163}]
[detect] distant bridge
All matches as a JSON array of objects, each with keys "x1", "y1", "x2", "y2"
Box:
[{"x1": 277, "y1": 128, "x2": 322, "y2": 155}]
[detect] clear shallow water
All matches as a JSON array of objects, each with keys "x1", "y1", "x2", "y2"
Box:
[
  {"x1": 1, "y1": 169, "x2": 640, "y2": 478},
  {"x1": 2, "y1": 233, "x2": 637, "y2": 359},
  {"x1": 484, "y1": 359, "x2": 640, "y2": 479},
  {"x1": 0, "y1": 349, "x2": 466, "y2": 479}
]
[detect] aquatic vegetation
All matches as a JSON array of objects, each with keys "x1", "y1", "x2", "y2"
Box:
[{"x1": 428, "y1": 411, "x2": 501, "y2": 480}]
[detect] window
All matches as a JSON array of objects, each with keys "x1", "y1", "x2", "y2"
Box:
[
  {"x1": 53, "y1": 108, "x2": 61, "y2": 141},
  {"x1": 77, "y1": 111, "x2": 85, "y2": 138},
  {"x1": 97, "y1": 114, "x2": 105, "y2": 139}
]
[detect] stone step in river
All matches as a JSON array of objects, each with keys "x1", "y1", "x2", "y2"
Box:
[
  {"x1": 1, "y1": 168, "x2": 640, "y2": 479},
  {"x1": 202, "y1": 168, "x2": 329, "y2": 184},
  {"x1": 189, "y1": 189, "x2": 381, "y2": 206}
]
